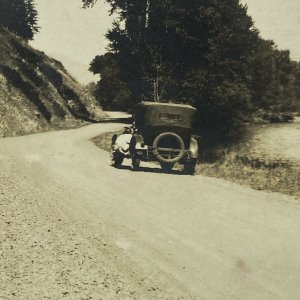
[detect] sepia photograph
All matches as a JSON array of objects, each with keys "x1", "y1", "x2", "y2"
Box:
[{"x1": 0, "y1": 0, "x2": 300, "y2": 299}]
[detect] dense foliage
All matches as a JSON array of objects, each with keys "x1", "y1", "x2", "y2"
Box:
[
  {"x1": 0, "y1": 0, "x2": 39, "y2": 40},
  {"x1": 83, "y1": 0, "x2": 300, "y2": 136}
]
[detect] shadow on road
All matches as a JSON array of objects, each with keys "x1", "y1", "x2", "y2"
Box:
[
  {"x1": 98, "y1": 117, "x2": 133, "y2": 124},
  {"x1": 114, "y1": 165, "x2": 184, "y2": 175}
]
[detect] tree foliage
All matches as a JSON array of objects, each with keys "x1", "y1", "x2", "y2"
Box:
[
  {"x1": 89, "y1": 53, "x2": 131, "y2": 110},
  {"x1": 0, "y1": 0, "x2": 39, "y2": 40},
  {"x1": 83, "y1": 0, "x2": 300, "y2": 136},
  {"x1": 248, "y1": 38, "x2": 300, "y2": 113}
]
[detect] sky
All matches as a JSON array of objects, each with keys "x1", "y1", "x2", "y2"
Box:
[
  {"x1": 30, "y1": 0, "x2": 114, "y2": 84},
  {"x1": 31, "y1": 0, "x2": 300, "y2": 85},
  {"x1": 241, "y1": 0, "x2": 300, "y2": 60}
]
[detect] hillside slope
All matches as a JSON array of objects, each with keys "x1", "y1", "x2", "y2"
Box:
[{"x1": 0, "y1": 27, "x2": 105, "y2": 137}]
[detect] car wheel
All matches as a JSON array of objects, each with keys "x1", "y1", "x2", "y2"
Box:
[
  {"x1": 153, "y1": 132, "x2": 185, "y2": 164},
  {"x1": 160, "y1": 162, "x2": 174, "y2": 173},
  {"x1": 131, "y1": 156, "x2": 140, "y2": 171},
  {"x1": 110, "y1": 149, "x2": 124, "y2": 167},
  {"x1": 183, "y1": 159, "x2": 197, "y2": 175}
]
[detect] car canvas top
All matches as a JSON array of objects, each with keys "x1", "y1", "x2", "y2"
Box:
[{"x1": 136, "y1": 101, "x2": 197, "y2": 110}]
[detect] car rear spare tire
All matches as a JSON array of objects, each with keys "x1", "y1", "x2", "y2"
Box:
[{"x1": 152, "y1": 132, "x2": 185, "y2": 164}]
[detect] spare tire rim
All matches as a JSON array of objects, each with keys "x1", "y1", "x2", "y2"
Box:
[{"x1": 152, "y1": 132, "x2": 185, "y2": 164}]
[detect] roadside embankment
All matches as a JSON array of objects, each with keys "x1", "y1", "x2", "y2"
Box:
[{"x1": 197, "y1": 118, "x2": 300, "y2": 197}]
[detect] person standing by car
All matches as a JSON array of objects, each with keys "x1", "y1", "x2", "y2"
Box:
[
  {"x1": 114, "y1": 127, "x2": 132, "y2": 150},
  {"x1": 110, "y1": 126, "x2": 134, "y2": 167}
]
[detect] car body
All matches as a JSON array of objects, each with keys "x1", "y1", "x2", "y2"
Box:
[{"x1": 129, "y1": 101, "x2": 199, "y2": 174}]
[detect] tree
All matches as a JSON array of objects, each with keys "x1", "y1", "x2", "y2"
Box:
[
  {"x1": 89, "y1": 53, "x2": 131, "y2": 110},
  {"x1": 293, "y1": 62, "x2": 300, "y2": 111},
  {"x1": 247, "y1": 38, "x2": 298, "y2": 112},
  {"x1": 0, "y1": 0, "x2": 39, "y2": 40},
  {"x1": 84, "y1": 0, "x2": 258, "y2": 131},
  {"x1": 83, "y1": 0, "x2": 300, "y2": 136}
]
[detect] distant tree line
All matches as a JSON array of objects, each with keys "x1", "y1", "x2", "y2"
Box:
[
  {"x1": 0, "y1": 0, "x2": 39, "y2": 40},
  {"x1": 84, "y1": 0, "x2": 300, "y2": 136}
]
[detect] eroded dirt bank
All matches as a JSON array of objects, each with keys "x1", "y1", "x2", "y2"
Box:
[{"x1": 1, "y1": 123, "x2": 300, "y2": 299}]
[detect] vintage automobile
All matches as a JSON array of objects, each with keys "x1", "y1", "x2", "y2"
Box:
[{"x1": 129, "y1": 101, "x2": 199, "y2": 174}]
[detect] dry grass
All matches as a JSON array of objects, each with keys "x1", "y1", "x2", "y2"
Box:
[
  {"x1": 92, "y1": 130, "x2": 123, "y2": 152},
  {"x1": 197, "y1": 152, "x2": 300, "y2": 197}
]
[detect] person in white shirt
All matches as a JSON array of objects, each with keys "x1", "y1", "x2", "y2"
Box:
[{"x1": 113, "y1": 132, "x2": 132, "y2": 151}]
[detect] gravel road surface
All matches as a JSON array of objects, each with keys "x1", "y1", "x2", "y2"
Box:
[
  {"x1": 248, "y1": 117, "x2": 300, "y2": 163},
  {"x1": 1, "y1": 123, "x2": 300, "y2": 299}
]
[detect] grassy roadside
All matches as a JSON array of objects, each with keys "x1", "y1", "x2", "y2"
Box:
[
  {"x1": 197, "y1": 152, "x2": 300, "y2": 197},
  {"x1": 92, "y1": 131, "x2": 300, "y2": 198},
  {"x1": 92, "y1": 130, "x2": 123, "y2": 153}
]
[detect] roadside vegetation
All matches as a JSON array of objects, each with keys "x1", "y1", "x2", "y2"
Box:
[
  {"x1": 92, "y1": 130, "x2": 122, "y2": 153},
  {"x1": 197, "y1": 151, "x2": 300, "y2": 198}
]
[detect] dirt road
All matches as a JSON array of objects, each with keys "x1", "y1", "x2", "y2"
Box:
[
  {"x1": 1, "y1": 123, "x2": 300, "y2": 299},
  {"x1": 248, "y1": 117, "x2": 300, "y2": 163}
]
